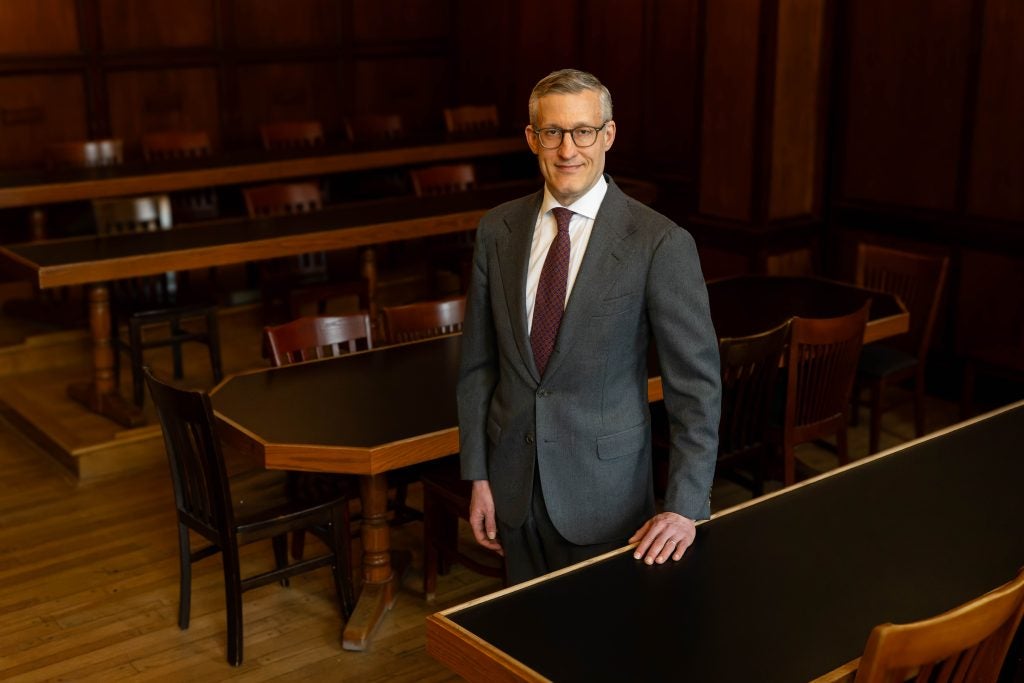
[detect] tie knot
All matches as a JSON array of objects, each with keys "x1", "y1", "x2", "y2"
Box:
[{"x1": 551, "y1": 207, "x2": 574, "y2": 233}]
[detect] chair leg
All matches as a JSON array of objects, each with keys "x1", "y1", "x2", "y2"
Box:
[
  {"x1": 329, "y1": 503, "x2": 355, "y2": 620},
  {"x1": 836, "y1": 416, "x2": 849, "y2": 466},
  {"x1": 177, "y1": 523, "x2": 192, "y2": 630},
  {"x1": 868, "y1": 378, "x2": 883, "y2": 455},
  {"x1": 170, "y1": 319, "x2": 184, "y2": 379},
  {"x1": 271, "y1": 535, "x2": 289, "y2": 587},
  {"x1": 291, "y1": 530, "x2": 307, "y2": 561},
  {"x1": 206, "y1": 309, "x2": 223, "y2": 383},
  {"x1": 128, "y1": 319, "x2": 145, "y2": 408},
  {"x1": 222, "y1": 546, "x2": 245, "y2": 666},
  {"x1": 423, "y1": 488, "x2": 439, "y2": 600},
  {"x1": 913, "y1": 371, "x2": 927, "y2": 437}
]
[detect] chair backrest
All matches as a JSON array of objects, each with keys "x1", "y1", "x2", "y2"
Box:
[
  {"x1": 143, "y1": 367, "x2": 233, "y2": 540},
  {"x1": 855, "y1": 243, "x2": 949, "y2": 358},
  {"x1": 93, "y1": 195, "x2": 178, "y2": 304},
  {"x1": 854, "y1": 568, "x2": 1024, "y2": 683},
  {"x1": 380, "y1": 296, "x2": 466, "y2": 344},
  {"x1": 718, "y1": 320, "x2": 791, "y2": 460},
  {"x1": 259, "y1": 120, "x2": 326, "y2": 151},
  {"x1": 410, "y1": 163, "x2": 477, "y2": 197},
  {"x1": 344, "y1": 114, "x2": 404, "y2": 145},
  {"x1": 263, "y1": 314, "x2": 373, "y2": 366},
  {"x1": 141, "y1": 130, "x2": 213, "y2": 162},
  {"x1": 92, "y1": 194, "x2": 173, "y2": 235},
  {"x1": 243, "y1": 182, "x2": 323, "y2": 218},
  {"x1": 785, "y1": 301, "x2": 870, "y2": 438},
  {"x1": 47, "y1": 139, "x2": 124, "y2": 169},
  {"x1": 443, "y1": 105, "x2": 499, "y2": 135}
]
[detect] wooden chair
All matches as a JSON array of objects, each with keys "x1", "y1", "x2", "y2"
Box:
[
  {"x1": 443, "y1": 104, "x2": 499, "y2": 136},
  {"x1": 92, "y1": 194, "x2": 222, "y2": 407},
  {"x1": 421, "y1": 456, "x2": 505, "y2": 602},
  {"x1": 853, "y1": 243, "x2": 950, "y2": 453},
  {"x1": 716, "y1": 320, "x2": 792, "y2": 495},
  {"x1": 653, "y1": 320, "x2": 791, "y2": 499},
  {"x1": 344, "y1": 113, "x2": 404, "y2": 145},
  {"x1": 141, "y1": 130, "x2": 219, "y2": 222},
  {"x1": 143, "y1": 367, "x2": 354, "y2": 666},
  {"x1": 259, "y1": 120, "x2": 326, "y2": 151},
  {"x1": 768, "y1": 302, "x2": 870, "y2": 486},
  {"x1": 262, "y1": 314, "x2": 372, "y2": 559},
  {"x1": 243, "y1": 182, "x2": 368, "y2": 321},
  {"x1": 141, "y1": 130, "x2": 212, "y2": 161},
  {"x1": 47, "y1": 138, "x2": 124, "y2": 168},
  {"x1": 410, "y1": 163, "x2": 477, "y2": 197},
  {"x1": 853, "y1": 567, "x2": 1024, "y2": 683},
  {"x1": 379, "y1": 296, "x2": 466, "y2": 344}
]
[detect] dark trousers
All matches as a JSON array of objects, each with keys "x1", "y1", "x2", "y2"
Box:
[{"x1": 498, "y1": 468, "x2": 625, "y2": 585}]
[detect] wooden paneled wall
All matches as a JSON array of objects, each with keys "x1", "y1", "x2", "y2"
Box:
[
  {"x1": 0, "y1": 0, "x2": 462, "y2": 167},
  {"x1": 831, "y1": 0, "x2": 1024, "y2": 373}
]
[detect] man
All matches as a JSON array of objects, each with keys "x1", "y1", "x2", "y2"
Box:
[{"x1": 457, "y1": 68, "x2": 720, "y2": 583}]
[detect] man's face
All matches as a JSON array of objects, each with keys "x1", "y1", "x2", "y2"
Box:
[{"x1": 525, "y1": 90, "x2": 616, "y2": 206}]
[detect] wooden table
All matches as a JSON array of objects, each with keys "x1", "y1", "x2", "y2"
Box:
[
  {"x1": 0, "y1": 136, "x2": 525, "y2": 210},
  {"x1": 427, "y1": 400, "x2": 1024, "y2": 682},
  {"x1": 0, "y1": 184, "x2": 530, "y2": 427},
  {"x1": 211, "y1": 335, "x2": 465, "y2": 651}
]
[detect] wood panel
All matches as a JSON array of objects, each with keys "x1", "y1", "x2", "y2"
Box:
[
  {"x1": 453, "y1": 1, "x2": 516, "y2": 123},
  {"x1": 967, "y1": 0, "x2": 1024, "y2": 222},
  {"x1": 352, "y1": 57, "x2": 450, "y2": 132},
  {"x1": 0, "y1": 0, "x2": 79, "y2": 55},
  {"x1": 0, "y1": 74, "x2": 88, "y2": 169},
  {"x1": 955, "y1": 249, "x2": 1024, "y2": 365},
  {"x1": 512, "y1": 0, "x2": 579, "y2": 117},
  {"x1": 235, "y1": 61, "x2": 345, "y2": 143},
  {"x1": 768, "y1": 0, "x2": 826, "y2": 219},
  {"x1": 352, "y1": 0, "x2": 450, "y2": 43},
  {"x1": 579, "y1": 0, "x2": 645, "y2": 164},
  {"x1": 697, "y1": 0, "x2": 761, "y2": 221},
  {"x1": 643, "y1": 0, "x2": 700, "y2": 179},
  {"x1": 106, "y1": 68, "x2": 221, "y2": 154},
  {"x1": 838, "y1": 0, "x2": 972, "y2": 211},
  {"x1": 233, "y1": 0, "x2": 339, "y2": 48},
  {"x1": 97, "y1": 0, "x2": 215, "y2": 51}
]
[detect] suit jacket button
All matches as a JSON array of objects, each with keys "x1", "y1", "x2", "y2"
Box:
[{"x1": 525, "y1": 433, "x2": 535, "y2": 444}]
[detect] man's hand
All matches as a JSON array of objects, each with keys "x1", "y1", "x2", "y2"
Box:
[
  {"x1": 468, "y1": 479, "x2": 504, "y2": 555},
  {"x1": 629, "y1": 511, "x2": 696, "y2": 565}
]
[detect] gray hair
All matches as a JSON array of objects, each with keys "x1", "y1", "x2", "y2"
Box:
[{"x1": 528, "y1": 69, "x2": 613, "y2": 125}]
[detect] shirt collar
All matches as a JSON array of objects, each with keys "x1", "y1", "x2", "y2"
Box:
[{"x1": 540, "y1": 175, "x2": 608, "y2": 221}]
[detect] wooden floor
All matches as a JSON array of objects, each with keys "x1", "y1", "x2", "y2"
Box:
[{"x1": 0, "y1": 300, "x2": 971, "y2": 680}]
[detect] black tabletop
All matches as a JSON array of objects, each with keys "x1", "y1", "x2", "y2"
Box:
[
  {"x1": 444, "y1": 402, "x2": 1024, "y2": 683},
  {"x1": 707, "y1": 275, "x2": 903, "y2": 338},
  {"x1": 213, "y1": 335, "x2": 461, "y2": 449},
  {"x1": 2, "y1": 184, "x2": 531, "y2": 271}
]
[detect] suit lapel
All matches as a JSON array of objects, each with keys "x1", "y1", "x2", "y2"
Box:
[
  {"x1": 495, "y1": 190, "x2": 543, "y2": 381},
  {"x1": 541, "y1": 180, "x2": 635, "y2": 380}
]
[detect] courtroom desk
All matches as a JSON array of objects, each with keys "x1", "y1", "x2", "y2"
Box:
[
  {"x1": 427, "y1": 400, "x2": 1024, "y2": 683},
  {"x1": 0, "y1": 135, "x2": 525, "y2": 209}
]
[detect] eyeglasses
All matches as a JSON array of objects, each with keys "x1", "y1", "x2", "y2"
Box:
[{"x1": 531, "y1": 123, "x2": 608, "y2": 149}]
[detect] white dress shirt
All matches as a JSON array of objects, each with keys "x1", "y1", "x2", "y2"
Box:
[{"x1": 525, "y1": 177, "x2": 609, "y2": 333}]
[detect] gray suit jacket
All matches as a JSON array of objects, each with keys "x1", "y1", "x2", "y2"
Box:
[{"x1": 457, "y1": 177, "x2": 720, "y2": 545}]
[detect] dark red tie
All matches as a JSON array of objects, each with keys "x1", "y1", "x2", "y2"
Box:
[{"x1": 531, "y1": 207, "x2": 573, "y2": 376}]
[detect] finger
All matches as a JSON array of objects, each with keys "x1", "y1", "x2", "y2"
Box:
[
  {"x1": 655, "y1": 538, "x2": 679, "y2": 564},
  {"x1": 628, "y1": 519, "x2": 651, "y2": 544},
  {"x1": 484, "y1": 510, "x2": 498, "y2": 542},
  {"x1": 672, "y1": 539, "x2": 689, "y2": 561}
]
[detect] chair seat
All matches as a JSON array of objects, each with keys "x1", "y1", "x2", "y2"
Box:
[{"x1": 857, "y1": 344, "x2": 918, "y2": 378}]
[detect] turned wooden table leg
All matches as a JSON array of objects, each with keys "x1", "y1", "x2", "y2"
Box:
[
  {"x1": 67, "y1": 283, "x2": 145, "y2": 428},
  {"x1": 342, "y1": 472, "x2": 406, "y2": 651}
]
